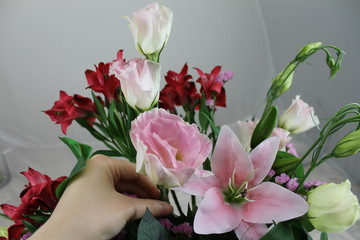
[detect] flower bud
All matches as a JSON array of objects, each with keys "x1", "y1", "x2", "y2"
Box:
[
  {"x1": 272, "y1": 64, "x2": 295, "y2": 98},
  {"x1": 279, "y1": 95, "x2": 319, "y2": 134},
  {"x1": 126, "y1": 2, "x2": 173, "y2": 61},
  {"x1": 332, "y1": 130, "x2": 360, "y2": 158},
  {"x1": 307, "y1": 180, "x2": 360, "y2": 233},
  {"x1": 296, "y1": 42, "x2": 322, "y2": 60}
]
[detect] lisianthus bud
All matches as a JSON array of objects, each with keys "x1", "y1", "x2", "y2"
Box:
[
  {"x1": 296, "y1": 42, "x2": 322, "y2": 60},
  {"x1": 126, "y1": 2, "x2": 173, "y2": 61},
  {"x1": 332, "y1": 130, "x2": 360, "y2": 158},
  {"x1": 110, "y1": 56, "x2": 161, "y2": 111},
  {"x1": 272, "y1": 64, "x2": 295, "y2": 98},
  {"x1": 307, "y1": 180, "x2": 360, "y2": 233},
  {"x1": 279, "y1": 95, "x2": 319, "y2": 134}
]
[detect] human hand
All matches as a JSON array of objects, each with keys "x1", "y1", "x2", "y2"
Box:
[{"x1": 29, "y1": 155, "x2": 173, "y2": 240}]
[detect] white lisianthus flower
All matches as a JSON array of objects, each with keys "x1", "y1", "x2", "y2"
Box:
[
  {"x1": 110, "y1": 51, "x2": 161, "y2": 111},
  {"x1": 126, "y1": 2, "x2": 173, "y2": 58},
  {"x1": 279, "y1": 95, "x2": 319, "y2": 134},
  {"x1": 307, "y1": 180, "x2": 360, "y2": 233}
]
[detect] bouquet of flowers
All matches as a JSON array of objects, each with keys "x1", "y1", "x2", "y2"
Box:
[{"x1": 1, "y1": 2, "x2": 360, "y2": 240}]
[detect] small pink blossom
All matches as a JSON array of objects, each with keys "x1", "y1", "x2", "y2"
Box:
[
  {"x1": 176, "y1": 126, "x2": 309, "y2": 240},
  {"x1": 130, "y1": 108, "x2": 212, "y2": 188},
  {"x1": 159, "y1": 218, "x2": 174, "y2": 230},
  {"x1": 275, "y1": 173, "x2": 290, "y2": 185},
  {"x1": 286, "y1": 178, "x2": 299, "y2": 191},
  {"x1": 171, "y1": 222, "x2": 193, "y2": 238},
  {"x1": 279, "y1": 95, "x2": 319, "y2": 134},
  {"x1": 267, "y1": 169, "x2": 276, "y2": 178},
  {"x1": 304, "y1": 180, "x2": 327, "y2": 189}
]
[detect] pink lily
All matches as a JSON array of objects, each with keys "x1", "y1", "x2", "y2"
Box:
[{"x1": 177, "y1": 126, "x2": 308, "y2": 240}]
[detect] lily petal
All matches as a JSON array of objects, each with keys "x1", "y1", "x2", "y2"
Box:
[
  {"x1": 194, "y1": 187, "x2": 241, "y2": 234},
  {"x1": 248, "y1": 137, "x2": 280, "y2": 187},
  {"x1": 234, "y1": 220, "x2": 268, "y2": 240},
  {"x1": 212, "y1": 126, "x2": 254, "y2": 188},
  {"x1": 173, "y1": 170, "x2": 221, "y2": 197},
  {"x1": 240, "y1": 182, "x2": 309, "y2": 224}
]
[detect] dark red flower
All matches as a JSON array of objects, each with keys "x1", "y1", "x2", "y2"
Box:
[
  {"x1": 194, "y1": 66, "x2": 227, "y2": 108},
  {"x1": 44, "y1": 91, "x2": 97, "y2": 134},
  {"x1": 1, "y1": 169, "x2": 66, "y2": 238},
  {"x1": 85, "y1": 62, "x2": 120, "y2": 102},
  {"x1": 159, "y1": 63, "x2": 201, "y2": 111}
]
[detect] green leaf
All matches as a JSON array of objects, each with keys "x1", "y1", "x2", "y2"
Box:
[
  {"x1": 137, "y1": 209, "x2": 169, "y2": 240},
  {"x1": 272, "y1": 151, "x2": 301, "y2": 175},
  {"x1": 198, "y1": 95, "x2": 210, "y2": 133},
  {"x1": 260, "y1": 220, "x2": 313, "y2": 240},
  {"x1": 76, "y1": 119, "x2": 108, "y2": 142},
  {"x1": 251, "y1": 106, "x2": 278, "y2": 149},
  {"x1": 92, "y1": 91, "x2": 107, "y2": 123},
  {"x1": 320, "y1": 232, "x2": 328, "y2": 240},
  {"x1": 24, "y1": 214, "x2": 50, "y2": 223},
  {"x1": 91, "y1": 150, "x2": 123, "y2": 157},
  {"x1": 21, "y1": 220, "x2": 38, "y2": 233},
  {"x1": 56, "y1": 138, "x2": 93, "y2": 198},
  {"x1": 0, "y1": 213, "x2": 11, "y2": 220}
]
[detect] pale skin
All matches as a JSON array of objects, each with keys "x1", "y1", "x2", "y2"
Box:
[{"x1": 29, "y1": 155, "x2": 173, "y2": 240}]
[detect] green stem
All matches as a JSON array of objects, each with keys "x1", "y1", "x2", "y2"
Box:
[{"x1": 170, "y1": 190, "x2": 184, "y2": 216}]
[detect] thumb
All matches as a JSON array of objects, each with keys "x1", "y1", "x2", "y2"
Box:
[{"x1": 129, "y1": 198, "x2": 173, "y2": 220}]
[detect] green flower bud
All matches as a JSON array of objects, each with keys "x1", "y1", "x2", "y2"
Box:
[
  {"x1": 296, "y1": 42, "x2": 322, "y2": 60},
  {"x1": 272, "y1": 64, "x2": 295, "y2": 98},
  {"x1": 333, "y1": 130, "x2": 360, "y2": 158},
  {"x1": 307, "y1": 180, "x2": 360, "y2": 233}
]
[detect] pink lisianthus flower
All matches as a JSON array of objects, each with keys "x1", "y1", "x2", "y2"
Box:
[
  {"x1": 279, "y1": 95, "x2": 320, "y2": 134},
  {"x1": 130, "y1": 108, "x2": 212, "y2": 188},
  {"x1": 110, "y1": 50, "x2": 161, "y2": 111},
  {"x1": 176, "y1": 126, "x2": 308, "y2": 240}
]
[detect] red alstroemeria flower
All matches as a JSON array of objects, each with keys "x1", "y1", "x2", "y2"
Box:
[
  {"x1": 85, "y1": 62, "x2": 120, "y2": 102},
  {"x1": 1, "y1": 169, "x2": 66, "y2": 238},
  {"x1": 44, "y1": 91, "x2": 97, "y2": 134},
  {"x1": 194, "y1": 66, "x2": 227, "y2": 108},
  {"x1": 159, "y1": 63, "x2": 201, "y2": 111}
]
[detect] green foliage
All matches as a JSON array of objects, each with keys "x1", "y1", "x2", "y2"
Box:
[
  {"x1": 55, "y1": 137, "x2": 93, "y2": 198},
  {"x1": 260, "y1": 220, "x2": 313, "y2": 240},
  {"x1": 137, "y1": 209, "x2": 169, "y2": 240},
  {"x1": 273, "y1": 151, "x2": 301, "y2": 175},
  {"x1": 251, "y1": 106, "x2": 278, "y2": 149}
]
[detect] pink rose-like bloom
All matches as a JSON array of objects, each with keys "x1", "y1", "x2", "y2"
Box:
[
  {"x1": 279, "y1": 95, "x2": 320, "y2": 134},
  {"x1": 130, "y1": 108, "x2": 212, "y2": 188},
  {"x1": 110, "y1": 50, "x2": 161, "y2": 111}
]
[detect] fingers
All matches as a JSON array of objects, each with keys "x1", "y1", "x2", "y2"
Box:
[
  {"x1": 128, "y1": 197, "x2": 173, "y2": 220},
  {"x1": 89, "y1": 155, "x2": 160, "y2": 199}
]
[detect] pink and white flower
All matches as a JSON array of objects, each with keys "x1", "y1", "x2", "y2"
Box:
[
  {"x1": 130, "y1": 108, "x2": 212, "y2": 188},
  {"x1": 126, "y1": 2, "x2": 173, "y2": 55},
  {"x1": 279, "y1": 95, "x2": 319, "y2": 134},
  {"x1": 110, "y1": 50, "x2": 161, "y2": 111},
  {"x1": 177, "y1": 126, "x2": 308, "y2": 240}
]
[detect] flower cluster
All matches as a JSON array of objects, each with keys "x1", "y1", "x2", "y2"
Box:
[
  {"x1": 2, "y1": 2, "x2": 360, "y2": 240},
  {"x1": 0, "y1": 169, "x2": 66, "y2": 240}
]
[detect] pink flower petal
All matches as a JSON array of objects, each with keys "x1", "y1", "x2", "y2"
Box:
[
  {"x1": 240, "y1": 182, "x2": 309, "y2": 224},
  {"x1": 234, "y1": 221, "x2": 268, "y2": 240},
  {"x1": 173, "y1": 170, "x2": 221, "y2": 197},
  {"x1": 248, "y1": 137, "x2": 280, "y2": 187},
  {"x1": 194, "y1": 187, "x2": 241, "y2": 234},
  {"x1": 211, "y1": 126, "x2": 254, "y2": 188}
]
